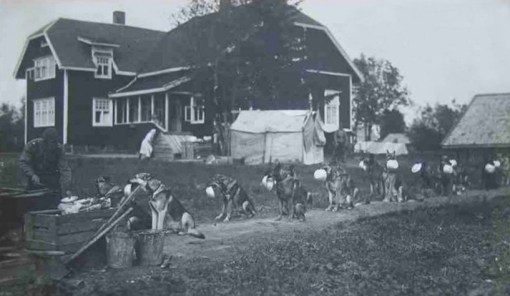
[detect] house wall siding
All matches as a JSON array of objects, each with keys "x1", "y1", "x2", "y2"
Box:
[
  {"x1": 26, "y1": 67, "x2": 64, "y2": 142},
  {"x1": 66, "y1": 70, "x2": 147, "y2": 151}
]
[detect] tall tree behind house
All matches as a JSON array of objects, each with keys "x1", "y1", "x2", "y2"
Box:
[
  {"x1": 170, "y1": 0, "x2": 306, "y2": 115},
  {"x1": 352, "y1": 55, "x2": 410, "y2": 141}
]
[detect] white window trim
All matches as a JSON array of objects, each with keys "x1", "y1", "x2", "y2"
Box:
[
  {"x1": 114, "y1": 96, "x2": 157, "y2": 125},
  {"x1": 92, "y1": 98, "x2": 113, "y2": 127},
  {"x1": 92, "y1": 48, "x2": 113, "y2": 79},
  {"x1": 184, "y1": 97, "x2": 205, "y2": 124},
  {"x1": 33, "y1": 56, "x2": 56, "y2": 82},
  {"x1": 323, "y1": 89, "x2": 340, "y2": 132},
  {"x1": 33, "y1": 97, "x2": 55, "y2": 128}
]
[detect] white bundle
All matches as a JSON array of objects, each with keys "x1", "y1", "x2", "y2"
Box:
[
  {"x1": 443, "y1": 164, "x2": 454, "y2": 174},
  {"x1": 205, "y1": 186, "x2": 215, "y2": 198},
  {"x1": 314, "y1": 169, "x2": 328, "y2": 181},
  {"x1": 485, "y1": 163, "x2": 495, "y2": 174},
  {"x1": 449, "y1": 159, "x2": 458, "y2": 167},
  {"x1": 359, "y1": 161, "x2": 367, "y2": 171},
  {"x1": 493, "y1": 160, "x2": 501, "y2": 168},
  {"x1": 411, "y1": 163, "x2": 422, "y2": 174},
  {"x1": 386, "y1": 159, "x2": 399, "y2": 170},
  {"x1": 262, "y1": 176, "x2": 275, "y2": 191}
]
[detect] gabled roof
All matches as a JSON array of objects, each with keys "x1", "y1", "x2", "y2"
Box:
[
  {"x1": 15, "y1": 18, "x2": 165, "y2": 78},
  {"x1": 442, "y1": 93, "x2": 510, "y2": 148}
]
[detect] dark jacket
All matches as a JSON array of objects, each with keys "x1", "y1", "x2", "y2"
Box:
[{"x1": 19, "y1": 138, "x2": 71, "y2": 193}]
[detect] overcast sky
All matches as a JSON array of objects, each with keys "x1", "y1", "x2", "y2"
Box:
[{"x1": 1, "y1": 0, "x2": 509, "y2": 122}]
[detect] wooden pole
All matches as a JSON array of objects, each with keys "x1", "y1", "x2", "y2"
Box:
[
  {"x1": 94, "y1": 186, "x2": 141, "y2": 236},
  {"x1": 65, "y1": 207, "x2": 133, "y2": 265}
]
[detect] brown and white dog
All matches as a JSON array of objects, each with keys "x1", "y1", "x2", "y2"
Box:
[
  {"x1": 95, "y1": 176, "x2": 125, "y2": 207},
  {"x1": 128, "y1": 173, "x2": 205, "y2": 239},
  {"x1": 264, "y1": 162, "x2": 311, "y2": 221},
  {"x1": 318, "y1": 163, "x2": 360, "y2": 211},
  {"x1": 383, "y1": 151, "x2": 405, "y2": 202}
]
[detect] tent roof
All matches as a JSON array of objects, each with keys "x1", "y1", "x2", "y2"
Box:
[
  {"x1": 366, "y1": 142, "x2": 408, "y2": 155},
  {"x1": 231, "y1": 110, "x2": 309, "y2": 133},
  {"x1": 381, "y1": 133, "x2": 410, "y2": 144}
]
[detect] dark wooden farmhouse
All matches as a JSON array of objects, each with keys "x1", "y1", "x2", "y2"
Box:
[{"x1": 15, "y1": 5, "x2": 363, "y2": 154}]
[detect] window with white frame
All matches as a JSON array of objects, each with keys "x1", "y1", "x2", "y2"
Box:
[
  {"x1": 323, "y1": 90, "x2": 340, "y2": 130},
  {"x1": 116, "y1": 98, "x2": 128, "y2": 124},
  {"x1": 140, "y1": 97, "x2": 152, "y2": 122},
  {"x1": 184, "y1": 97, "x2": 205, "y2": 124},
  {"x1": 33, "y1": 97, "x2": 55, "y2": 128},
  {"x1": 34, "y1": 56, "x2": 56, "y2": 81},
  {"x1": 92, "y1": 98, "x2": 113, "y2": 127},
  {"x1": 93, "y1": 49, "x2": 113, "y2": 79}
]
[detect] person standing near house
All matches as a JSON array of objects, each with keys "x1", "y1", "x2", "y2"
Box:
[
  {"x1": 333, "y1": 128, "x2": 347, "y2": 163},
  {"x1": 18, "y1": 128, "x2": 72, "y2": 208},
  {"x1": 139, "y1": 129, "x2": 157, "y2": 159}
]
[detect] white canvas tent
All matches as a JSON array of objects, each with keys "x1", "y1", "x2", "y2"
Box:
[
  {"x1": 230, "y1": 110, "x2": 325, "y2": 165},
  {"x1": 366, "y1": 141, "x2": 408, "y2": 155}
]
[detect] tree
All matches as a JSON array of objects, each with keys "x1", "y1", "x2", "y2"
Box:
[
  {"x1": 353, "y1": 55, "x2": 410, "y2": 141},
  {"x1": 0, "y1": 99, "x2": 24, "y2": 152},
  {"x1": 408, "y1": 100, "x2": 467, "y2": 151},
  {"x1": 379, "y1": 108, "x2": 406, "y2": 140},
  {"x1": 171, "y1": 0, "x2": 305, "y2": 155}
]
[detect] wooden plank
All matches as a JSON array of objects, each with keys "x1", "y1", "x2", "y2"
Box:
[
  {"x1": 57, "y1": 231, "x2": 96, "y2": 245},
  {"x1": 32, "y1": 214, "x2": 57, "y2": 229},
  {"x1": 32, "y1": 228, "x2": 57, "y2": 244},
  {"x1": 57, "y1": 209, "x2": 115, "y2": 225},
  {"x1": 25, "y1": 240, "x2": 84, "y2": 253},
  {"x1": 57, "y1": 220, "x2": 103, "y2": 235}
]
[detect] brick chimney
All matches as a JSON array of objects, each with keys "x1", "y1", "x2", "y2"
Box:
[{"x1": 113, "y1": 11, "x2": 126, "y2": 25}]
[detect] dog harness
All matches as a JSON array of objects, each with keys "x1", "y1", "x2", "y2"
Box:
[{"x1": 209, "y1": 174, "x2": 240, "y2": 199}]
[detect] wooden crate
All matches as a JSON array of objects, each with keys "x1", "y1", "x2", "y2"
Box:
[{"x1": 24, "y1": 208, "x2": 115, "y2": 254}]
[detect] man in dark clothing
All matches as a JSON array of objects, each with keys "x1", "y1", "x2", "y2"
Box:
[{"x1": 19, "y1": 128, "x2": 72, "y2": 208}]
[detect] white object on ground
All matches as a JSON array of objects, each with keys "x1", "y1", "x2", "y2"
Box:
[
  {"x1": 205, "y1": 186, "x2": 215, "y2": 198},
  {"x1": 314, "y1": 169, "x2": 328, "y2": 181},
  {"x1": 485, "y1": 163, "x2": 496, "y2": 174},
  {"x1": 411, "y1": 163, "x2": 422, "y2": 174},
  {"x1": 443, "y1": 164, "x2": 454, "y2": 174},
  {"x1": 262, "y1": 176, "x2": 275, "y2": 191},
  {"x1": 386, "y1": 160, "x2": 399, "y2": 170}
]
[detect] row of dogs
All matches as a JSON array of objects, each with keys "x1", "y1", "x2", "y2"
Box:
[{"x1": 93, "y1": 151, "x2": 476, "y2": 240}]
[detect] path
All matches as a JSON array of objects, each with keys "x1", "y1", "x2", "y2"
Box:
[{"x1": 164, "y1": 189, "x2": 508, "y2": 261}]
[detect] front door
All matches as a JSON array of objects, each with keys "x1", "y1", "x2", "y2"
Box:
[{"x1": 169, "y1": 100, "x2": 182, "y2": 132}]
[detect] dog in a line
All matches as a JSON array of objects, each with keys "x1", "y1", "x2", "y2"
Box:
[
  {"x1": 127, "y1": 173, "x2": 205, "y2": 239},
  {"x1": 383, "y1": 151, "x2": 405, "y2": 202},
  {"x1": 319, "y1": 163, "x2": 360, "y2": 211},
  {"x1": 207, "y1": 174, "x2": 256, "y2": 222},
  {"x1": 265, "y1": 161, "x2": 311, "y2": 221},
  {"x1": 360, "y1": 154, "x2": 385, "y2": 200}
]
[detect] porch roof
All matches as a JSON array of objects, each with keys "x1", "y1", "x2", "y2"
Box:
[{"x1": 109, "y1": 72, "x2": 191, "y2": 98}]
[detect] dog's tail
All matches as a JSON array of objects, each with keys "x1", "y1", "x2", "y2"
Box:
[{"x1": 187, "y1": 228, "x2": 205, "y2": 239}]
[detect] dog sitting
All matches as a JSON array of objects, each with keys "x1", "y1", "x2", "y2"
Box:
[
  {"x1": 95, "y1": 176, "x2": 124, "y2": 207},
  {"x1": 383, "y1": 151, "x2": 405, "y2": 202},
  {"x1": 129, "y1": 175, "x2": 205, "y2": 239},
  {"x1": 207, "y1": 174, "x2": 256, "y2": 222},
  {"x1": 265, "y1": 161, "x2": 311, "y2": 221},
  {"x1": 360, "y1": 154, "x2": 385, "y2": 200},
  {"x1": 320, "y1": 163, "x2": 360, "y2": 211}
]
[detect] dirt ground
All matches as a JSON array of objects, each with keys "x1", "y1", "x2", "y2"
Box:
[{"x1": 45, "y1": 188, "x2": 510, "y2": 296}]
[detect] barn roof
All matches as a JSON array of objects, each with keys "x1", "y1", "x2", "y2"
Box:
[
  {"x1": 14, "y1": 18, "x2": 165, "y2": 78},
  {"x1": 442, "y1": 93, "x2": 510, "y2": 148}
]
